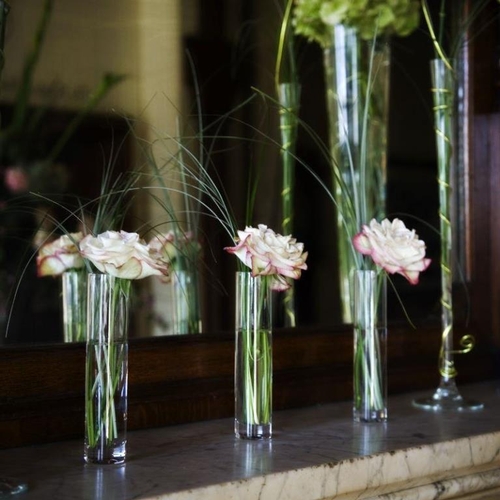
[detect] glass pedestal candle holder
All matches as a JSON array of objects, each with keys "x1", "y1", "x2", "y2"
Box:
[
  {"x1": 234, "y1": 272, "x2": 273, "y2": 439},
  {"x1": 84, "y1": 274, "x2": 130, "y2": 464},
  {"x1": 413, "y1": 58, "x2": 483, "y2": 412},
  {"x1": 353, "y1": 269, "x2": 387, "y2": 423}
]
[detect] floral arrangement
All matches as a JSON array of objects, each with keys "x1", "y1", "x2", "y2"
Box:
[
  {"x1": 38, "y1": 229, "x2": 169, "y2": 459},
  {"x1": 293, "y1": 0, "x2": 420, "y2": 46},
  {"x1": 351, "y1": 217, "x2": 430, "y2": 420},
  {"x1": 35, "y1": 228, "x2": 170, "y2": 334},
  {"x1": 35, "y1": 228, "x2": 170, "y2": 455},
  {"x1": 37, "y1": 230, "x2": 171, "y2": 280},
  {"x1": 225, "y1": 223, "x2": 307, "y2": 437},
  {"x1": 288, "y1": 0, "x2": 420, "y2": 323},
  {"x1": 224, "y1": 224, "x2": 308, "y2": 292},
  {"x1": 353, "y1": 218, "x2": 431, "y2": 285}
]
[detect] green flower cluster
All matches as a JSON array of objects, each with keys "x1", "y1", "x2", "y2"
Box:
[{"x1": 293, "y1": 0, "x2": 420, "y2": 46}]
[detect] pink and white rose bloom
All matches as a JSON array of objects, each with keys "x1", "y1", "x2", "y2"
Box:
[
  {"x1": 146, "y1": 231, "x2": 177, "y2": 284},
  {"x1": 148, "y1": 230, "x2": 200, "y2": 264},
  {"x1": 353, "y1": 218, "x2": 431, "y2": 285},
  {"x1": 148, "y1": 230, "x2": 201, "y2": 282},
  {"x1": 37, "y1": 232, "x2": 85, "y2": 277},
  {"x1": 148, "y1": 231, "x2": 177, "y2": 263},
  {"x1": 80, "y1": 230, "x2": 170, "y2": 280},
  {"x1": 225, "y1": 224, "x2": 308, "y2": 291}
]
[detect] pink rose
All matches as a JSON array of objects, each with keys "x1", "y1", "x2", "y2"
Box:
[
  {"x1": 4, "y1": 166, "x2": 29, "y2": 193},
  {"x1": 224, "y1": 224, "x2": 308, "y2": 291},
  {"x1": 353, "y1": 218, "x2": 431, "y2": 285},
  {"x1": 80, "y1": 230, "x2": 170, "y2": 280},
  {"x1": 148, "y1": 231, "x2": 177, "y2": 263},
  {"x1": 146, "y1": 232, "x2": 178, "y2": 284},
  {"x1": 37, "y1": 232, "x2": 85, "y2": 277},
  {"x1": 148, "y1": 230, "x2": 201, "y2": 268}
]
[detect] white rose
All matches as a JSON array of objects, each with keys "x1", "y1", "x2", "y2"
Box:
[
  {"x1": 37, "y1": 232, "x2": 85, "y2": 277},
  {"x1": 353, "y1": 218, "x2": 431, "y2": 284},
  {"x1": 80, "y1": 230, "x2": 170, "y2": 280},
  {"x1": 224, "y1": 224, "x2": 308, "y2": 291}
]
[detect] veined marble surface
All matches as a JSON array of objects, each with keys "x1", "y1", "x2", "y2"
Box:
[{"x1": 2, "y1": 381, "x2": 500, "y2": 499}]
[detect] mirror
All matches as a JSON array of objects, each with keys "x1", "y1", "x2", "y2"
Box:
[{"x1": 0, "y1": 0, "x2": 443, "y2": 345}]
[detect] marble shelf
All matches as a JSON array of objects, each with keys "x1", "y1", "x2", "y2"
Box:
[{"x1": 1, "y1": 381, "x2": 500, "y2": 499}]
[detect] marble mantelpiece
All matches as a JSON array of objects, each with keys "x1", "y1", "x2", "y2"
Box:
[{"x1": 1, "y1": 381, "x2": 500, "y2": 499}]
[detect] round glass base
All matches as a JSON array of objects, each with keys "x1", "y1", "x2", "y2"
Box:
[
  {"x1": 413, "y1": 383, "x2": 484, "y2": 412},
  {"x1": 84, "y1": 440, "x2": 126, "y2": 465},
  {"x1": 0, "y1": 477, "x2": 28, "y2": 496},
  {"x1": 353, "y1": 408, "x2": 388, "y2": 423},
  {"x1": 235, "y1": 421, "x2": 272, "y2": 440}
]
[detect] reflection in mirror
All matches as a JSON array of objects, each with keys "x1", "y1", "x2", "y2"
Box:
[
  {"x1": 0, "y1": 0, "x2": 444, "y2": 345},
  {"x1": 0, "y1": 0, "x2": 184, "y2": 344},
  {"x1": 182, "y1": 1, "x2": 442, "y2": 330}
]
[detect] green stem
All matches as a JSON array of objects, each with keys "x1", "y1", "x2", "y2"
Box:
[{"x1": 237, "y1": 274, "x2": 272, "y2": 427}]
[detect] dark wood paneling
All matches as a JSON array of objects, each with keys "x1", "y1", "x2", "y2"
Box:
[{"x1": 0, "y1": 321, "x2": 495, "y2": 449}]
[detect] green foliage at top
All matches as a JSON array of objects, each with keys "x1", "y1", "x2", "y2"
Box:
[{"x1": 293, "y1": 0, "x2": 420, "y2": 46}]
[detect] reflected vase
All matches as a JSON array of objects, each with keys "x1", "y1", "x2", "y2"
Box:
[
  {"x1": 84, "y1": 273, "x2": 130, "y2": 464},
  {"x1": 172, "y1": 270, "x2": 202, "y2": 335},
  {"x1": 413, "y1": 59, "x2": 482, "y2": 411},
  {"x1": 324, "y1": 25, "x2": 390, "y2": 323},
  {"x1": 278, "y1": 82, "x2": 300, "y2": 327},
  {"x1": 353, "y1": 270, "x2": 387, "y2": 423},
  {"x1": 234, "y1": 272, "x2": 273, "y2": 439},
  {"x1": 62, "y1": 270, "x2": 87, "y2": 342}
]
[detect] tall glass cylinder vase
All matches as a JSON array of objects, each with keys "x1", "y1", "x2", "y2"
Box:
[
  {"x1": 62, "y1": 270, "x2": 87, "y2": 342},
  {"x1": 413, "y1": 59, "x2": 482, "y2": 411},
  {"x1": 172, "y1": 270, "x2": 202, "y2": 335},
  {"x1": 84, "y1": 273, "x2": 131, "y2": 464},
  {"x1": 324, "y1": 25, "x2": 390, "y2": 323},
  {"x1": 234, "y1": 272, "x2": 272, "y2": 439},
  {"x1": 353, "y1": 270, "x2": 387, "y2": 423}
]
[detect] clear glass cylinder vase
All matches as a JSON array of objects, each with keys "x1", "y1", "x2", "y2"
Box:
[
  {"x1": 84, "y1": 273, "x2": 131, "y2": 464},
  {"x1": 324, "y1": 25, "x2": 390, "y2": 323},
  {"x1": 172, "y1": 270, "x2": 202, "y2": 335},
  {"x1": 62, "y1": 270, "x2": 87, "y2": 343},
  {"x1": 353, "y1": 270, "x2": 387, "y2": 423},
  {"x1": 234, "y1": 272, "x2": 272, "y2": 439}
]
